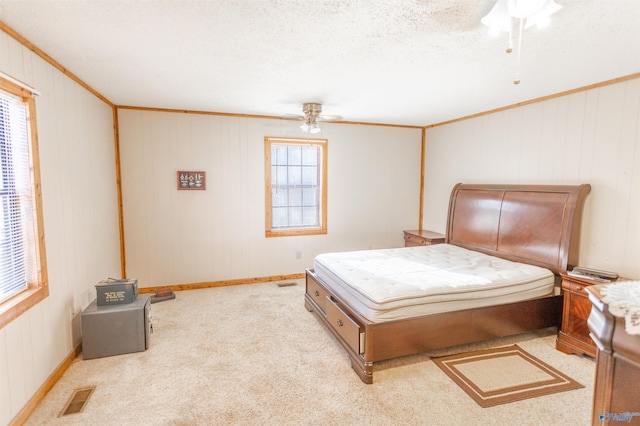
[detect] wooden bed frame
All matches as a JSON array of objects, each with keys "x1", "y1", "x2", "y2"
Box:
[{"x1": 304, "y1": 183, "x2": 591, "y2": 384}]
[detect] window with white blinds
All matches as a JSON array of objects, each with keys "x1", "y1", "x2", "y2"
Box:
[{"x1": 0, "y1": 89, "x2": 35, "y2": 303}]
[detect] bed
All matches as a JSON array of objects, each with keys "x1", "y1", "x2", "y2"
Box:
[{"x1": 304, "y1": 183, "x2": 591, "y2": 384}]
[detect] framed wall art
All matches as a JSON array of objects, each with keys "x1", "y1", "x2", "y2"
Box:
[{"x1": 177, "y1": 171, "x2": 206, "y2": 190}]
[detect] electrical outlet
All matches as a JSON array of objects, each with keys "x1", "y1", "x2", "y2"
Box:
[{"x1": 295, "y1": 249, "x2": 302, "y2": 259}]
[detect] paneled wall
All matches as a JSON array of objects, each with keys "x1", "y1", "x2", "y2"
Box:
[
  {"x1": 423, "y1": 78, "x2": 640, "y2": 279},
  {"x1": 118, "y1": 109, "x2": 422, "y2": 288},
  {"x1": 0, "y1": 31, "x2": 121, "y2": 424}
]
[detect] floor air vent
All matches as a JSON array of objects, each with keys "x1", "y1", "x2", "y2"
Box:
[
  {"x1": 277, "y1": 282, "x2": 297, "y2": 287},
  {"x1": 58, "y1": 386, "x2": 95, "y2": 417}
]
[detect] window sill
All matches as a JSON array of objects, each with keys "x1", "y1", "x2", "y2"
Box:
[
  {"x1": 0, "y1": 285, "x2": 49, "y2": 329},
  {"x1": 266, "y1": 228, "x2": 327, "y2": 238}
]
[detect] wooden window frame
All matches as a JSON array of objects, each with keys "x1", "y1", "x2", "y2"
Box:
[
  {"x1": 0, "y1": 76, "x2": 48, "y2": 329},
  {"x1": 264, "y1": 136, "x2": 327, "y2": 237}
]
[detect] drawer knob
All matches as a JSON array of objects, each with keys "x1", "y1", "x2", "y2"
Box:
[
  {"x1": 315, "y1": 290, "x2": 319, "y2": 297},
  {"x1": 576, "y1": 285, "x2": 582, "y2": 291},
  {"x1": 337, "y1": 319, "x2": 343, "y2": 327}
]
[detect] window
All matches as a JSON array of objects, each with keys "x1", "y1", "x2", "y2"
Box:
[
  {"x1": 0, "y1": 75, "x2": 47, "y2": 329},
  {"x1": 264, "y1": 137, "x2": 327, "y2": 237}
]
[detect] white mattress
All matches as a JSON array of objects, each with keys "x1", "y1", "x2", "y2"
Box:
[{"x1": 313, "y1": 244, "x2": 555, "y2": 322}]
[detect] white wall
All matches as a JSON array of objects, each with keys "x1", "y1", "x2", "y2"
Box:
[
  {"x1": 423, "y1": 78, "x2": 640, "y2": 279},
  {"x1": 118, "y1": 109, "x2": 422, "y2": 287},
  {"x1": 2, "y1": 20, "x2": 633, "y2": 425},
  {"x1": 0, "y1": 31, "x2": 121, "y2": 424}
]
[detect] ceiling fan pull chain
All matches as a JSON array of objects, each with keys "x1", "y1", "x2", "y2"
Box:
[
  {"x1": 506, "y1": 17, "x2": 514, "y2": 53},
  {"x1": 514, "y1": 17, "x2": 525, "y2": 85}
]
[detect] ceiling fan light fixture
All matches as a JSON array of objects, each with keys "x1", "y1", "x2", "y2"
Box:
[
  {"x1": 507, "y1": 0, "x2": 562, "y2": 28},
  {"x1": 481, "y1": 0, "x2": 511, "y2": 36},
  {"x1": 300, "y1": 102, "x2": 323, "y2": 134},
  {"x1": 482, "y1": 0, "x2": 562, "y2": 84}
]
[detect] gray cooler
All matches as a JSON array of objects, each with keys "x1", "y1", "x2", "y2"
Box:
[{"x1": 81, "y1": 294, "x2": 151, "y2": 360}]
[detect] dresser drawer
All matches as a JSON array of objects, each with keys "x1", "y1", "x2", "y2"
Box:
[
  {"x1": 325, "y1": 297, "x2": 362, "y2": 355},
  {"x1": 307, "y1": 277, "x2": 330, "y2": 314}
]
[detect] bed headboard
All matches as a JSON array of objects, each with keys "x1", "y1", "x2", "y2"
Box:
[{"x1": 446, "y1": 183, "x2": 591, "y2": 275}]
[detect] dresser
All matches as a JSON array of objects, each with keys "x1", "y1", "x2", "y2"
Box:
[
  {"x1": 403, "y1": 230, "x2": 445, "y2": 247},
  {"x1": 555, "y1": 273, "x2": 600, "y2": 358},
  {"x1": 587, "y1": 283, "x2": 640, "y2": 426}
]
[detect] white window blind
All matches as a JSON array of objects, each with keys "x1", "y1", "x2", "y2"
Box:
[{"x1": 0, "y1": 90, "x2": 34, "y2": 303}]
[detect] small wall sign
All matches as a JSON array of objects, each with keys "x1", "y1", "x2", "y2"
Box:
[{"x1": 177, "y1": 171, "x2": 206, "y2": 190}]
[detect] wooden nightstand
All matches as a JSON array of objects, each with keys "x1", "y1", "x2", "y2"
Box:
[
  {"x1": 403, "y1": 230, "x2": 445, "y2": 247},
  {"x1": 556, "y1": 272, "x2": 606, "y2": 358}
]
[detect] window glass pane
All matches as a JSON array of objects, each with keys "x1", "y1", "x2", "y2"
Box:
[
  {"x1": 302, "y1": 206, "x2": 318, "y2": 226},
  {"x1": 301, "y1": 146, "x2": 318, "y2": 166},
  {"x1": 273, "y1": 165, "x2": 287, "y2": 186},
  {"x1": 272, "y1": 187, "x2": 288, "y2": 207},
  {"x1": 301, "y1": 165, "x2": 317, "y2": 186},
  {"x1": 273, "y1": 145, "x2": 288, "y2": 165},
  {"x1": 287, "y1": 165, "x2": 301, "y2": 186},
  {"x1": 288, "y1": 188, "x2": 302, "y2": 207},
  {"x1": 288, "y1": 207, "x2": 303, "y2": 226},
  {"x1": 302, "y1": 187, "x2": 318, "y2": 206},
  {"x1": 287, "y1": 145, "x2": 301, "y2": 165},
  {"x1": 272, "y1": 207, "x2": 288, "y2": 228}
]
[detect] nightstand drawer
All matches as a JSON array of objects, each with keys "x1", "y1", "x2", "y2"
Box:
[
  {"x1": 403, "y1": 230, "x2": 445, "y2": 247},
  {"x1": 563, "y1": 280, "x2": 589, "y2": 294},
  {"x1": 404, "y1": 233, "x2": 428, "y2": 246}
]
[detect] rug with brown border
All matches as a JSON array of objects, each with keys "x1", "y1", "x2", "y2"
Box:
[{"x1": 433, "y1": 344, "x2": 584, "y2": 408}]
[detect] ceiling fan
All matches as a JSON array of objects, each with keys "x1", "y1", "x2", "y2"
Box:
[{"x1": 285, "y1": 103, "x2": 342, "y2": 134}]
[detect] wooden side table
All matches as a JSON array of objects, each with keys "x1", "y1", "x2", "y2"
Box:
[
  {"x1": 403, "y1": 230, "x2": 445, "y2": 247},
  {"x1": 556, "y1": 272, "x2": 601, "y2": 358}
]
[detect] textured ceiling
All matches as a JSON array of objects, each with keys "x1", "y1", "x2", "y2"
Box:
[{"x1": 0, "y1": 0, "x2": 638, "y2": 126}]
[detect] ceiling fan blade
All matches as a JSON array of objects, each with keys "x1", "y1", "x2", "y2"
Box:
[
  {"x1": 282, "y1": 113, "x2": 305, "y2": 120},
  {"x1": 282, "y1": 103, "x2": 342, "y2": 122},
  {"x1": 317, "y1": 114, "x2": 342, "y2": 121}
]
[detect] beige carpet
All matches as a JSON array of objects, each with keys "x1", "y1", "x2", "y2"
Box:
[
  {"x1": 24, "y1": 280, "x2": 596, "y2": 425},
  {"x1": 433, "y1": 344, "x2": 584, "y2": 408}
]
